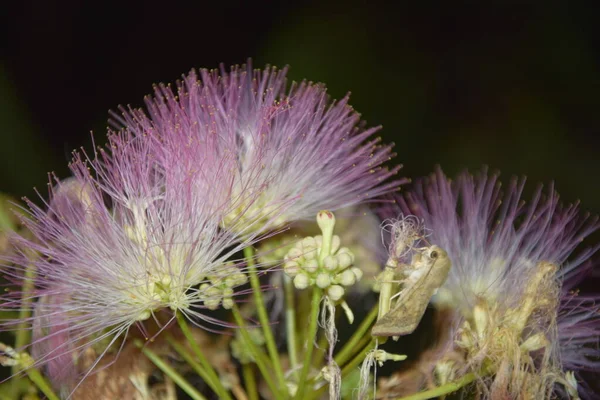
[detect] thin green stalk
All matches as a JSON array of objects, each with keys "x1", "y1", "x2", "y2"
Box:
[
  {"x1": 14, "y1": 261, "x2": 36, "y2": 367},
  {"x1": 12, "y1": 258, "x2": 38, "y2": 396},
  {"x1": 231, "y1": 304, "x2": 284, "y2": 399},
  {"x1": 134, "y1": 339, "x2": 207, "y2": 400},
  {"x1": 341, "y1": 334, "x2": 372, "y2": 368},
  {"x1": 175, "y1": 313, "x2": 232, "y2": 400},
  {"x1": 284, "y1": 275, "x2": 299, "y2": 376},
  {"x1": 293, "y1": 287, "x2": 322, "y2": 400},
  {"x1": 334, "y1": 303, "x2": 378, "y2": 366},
  {"x1": 26, "y1": 367, "x2": 60, "y2": 400},
  {"x1": 242, "y1": 364, "x2": 258, "y2": 400},
  {"x1": 244, "y1": 246, "x2": 287, "y2": 396},
  {"x1": 395, "y1": 370, "x2": 483, "y2": 400},
  {"x1": 244, "y1": 246, "x2": 287, "y2": 393},
  {"x1": 166, "y1": 335, "x2": 221, "y2": 397},
  {"x1": 311, "y1": 333, "x2": 328, "y2": 369}
]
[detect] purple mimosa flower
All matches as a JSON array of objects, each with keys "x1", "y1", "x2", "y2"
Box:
[
  {"x1": 1, "y1": 129, "x2": 262, "y2": 393},
  {"x1": 391, "y1": 167, "x2": 599, "y2": 399},
  {"x1": 112, "y1": 63, "x2": 406, "y2": 233}
]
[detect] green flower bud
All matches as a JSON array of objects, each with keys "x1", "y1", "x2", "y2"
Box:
[
  {"x1": 323, "y1": 255, "x2": 338, "y2": 271},
  {"x1": 284, "y1": 260, "x2": 300, "y2": 276},
  {"x1": 327, "y1": 285, "x2": 345, "y2": 301},
  {"x1": 338, "y1": 269, "x2": 356, "y2": 286},
  {"x1": 316, "y1": 273, "x2": 331, "y2": 288},
  {"x1": 351, "y1": 267, "x2": 363, "y2": 281},
  {"x1": 294, "y1": 273, "x2": 310, "y2": 289},
  {"x1": 304, "y1": 258, "x2": 319, "y2": 273}
]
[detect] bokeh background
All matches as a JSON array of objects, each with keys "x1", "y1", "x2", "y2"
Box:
[{"x1": 1, "y1": 2, "x2": 599, "y2": 251}]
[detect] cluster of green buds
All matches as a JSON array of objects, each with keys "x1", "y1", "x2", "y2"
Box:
[
  {"x1": 283, "y1": 211, "x2": 362, "y2": 302},
  {"x1": 198, "y1": 263, "x2": 248, "y2": 310}
]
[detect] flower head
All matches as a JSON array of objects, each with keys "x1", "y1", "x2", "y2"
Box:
[
  {"x1": 391, "y1": 167, "x2": 599, "y2": 398},
  {"x1": 1, "y1": 129, "x2": 262, "y2": 392},
  {"x1": 112, "y1": 63, "x2": 406, "y2": 233}
]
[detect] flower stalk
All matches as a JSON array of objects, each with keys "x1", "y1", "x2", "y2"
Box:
[
  {"x1": 231, "y1": 304, "x2": 284, "y2": 398},
  {"x1": 284, "y1": 274, "x2": 299, "y2": 376},
  {"x1": 134, "y1": 339, "x2": 207, "y2": 400},
  {"x1": 294, "y1": 287, "x2": 322, "y2": 400},
  {"x1": 244, "y1": 246, "x2": 288, "y2": 393},
  {"x1": 166, "y1": 334, "x2": 227, "y2": 399}
]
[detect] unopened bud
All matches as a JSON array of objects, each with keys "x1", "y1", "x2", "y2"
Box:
[
  {"x1": 316, "y1": 273, "x2": 331, "y2": 289},
  {"x1": 304, "y1": 259, "x2": 319, "y2": 273},
  {"x1": 294, "y1": 273, "x2": 310, "y2": 289},
  {"x1": 284, "y1": 260, "x2": 300, "y2": 276},
  {"x1": 302, "y1": 236, "x2": 317, "y2": 248},
  {"x1": 351, "y1": 267, "x2": 363, "y2": 281},
  {"x1": 222, "y1": 298, "x2": 234, "y2": 309},
  {"x1": 286, "y1": 247, "x2": 303, "y2": 261},
  {"x1": 338, "y1": 269, "x2": 356, "y2": 286},
  {"x1": 337, "y1": 252, "x2": 353, "y2": 269},
  {"x1": 323, "y1": 255, "x2": 338, "y2": 271},
  {"x1": 327, "y1": 285, "x2": 345, "y2": 301}
]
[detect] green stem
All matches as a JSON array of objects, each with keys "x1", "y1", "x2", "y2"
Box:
[
  {"x1": 284, "y1": 275, "x2": 299, "y2": 377},
  {"x1": 294, "y1": 287, "x2": 322, "y2": 400},
  {"x1": 175, "y1": 313, "x2": 232, "y2": 400},
  {"x1": 13, "y1": 258, "x2": 38, "y2": 396},
  {"x1": 166, "y1": 335, "x2": 221, "y2": 398},
  {"x1": 242, "y1": 364, "x2": 258, "y2": 400},
  {"x1": 334, "y1": 304, "x2": 378, "y2": 366},
  {"x1": 134, "y1": 339, "x2": 207, "y2": 400},
  {"x1": 395, "y1": 370, "x2": 483, "y2": 400},
  {"x1": 14, "y1": 261, "x2": 36, "y2": 359},
  {"x1": 311, "y1": 333, "x2": 328, "y2": 369},
  {"x1": 231, "y1": 304, "x2": 284, "y2": 399},
  {"x1": 26, "y1": 367, "x2": 60, "y2": 400},
  {"x1": 244, "y1": 246, "x2": 287, "y2": 393}
]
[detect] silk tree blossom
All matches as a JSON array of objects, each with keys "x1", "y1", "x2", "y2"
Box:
[
  {"x1": 111, "y1": 63, "x2": 406, "y2": 234},
  {"x1": 392, "y1": 167, "x2": 599, "y2": 399},
  {"x1": 0, "y1": 129, "x2": 269, "y2": 394}
]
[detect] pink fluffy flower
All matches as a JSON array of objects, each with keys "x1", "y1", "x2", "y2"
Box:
[
  {"x1": 392, "y1": 167, "x2": 599, "y2": 399},
  {"x1": 1, "y1": 128, "x2": 263, "y2": 393},
  {"x1": 112, "y1": 63, "x2": 406, "y2": 232}
]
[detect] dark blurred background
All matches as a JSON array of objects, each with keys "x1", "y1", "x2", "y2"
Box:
[{"x1": 1, "y1": 1, "x2": 599, "y2": 213}]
